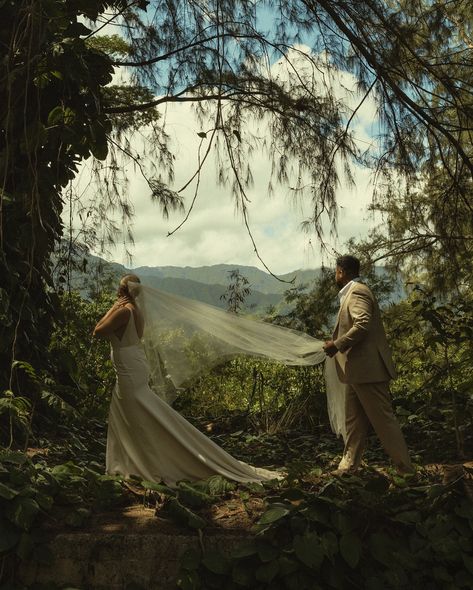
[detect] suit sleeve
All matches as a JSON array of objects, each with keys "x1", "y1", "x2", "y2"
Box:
[{"x1": 333, "y1": 287, "x2": 373, "y2": 353}]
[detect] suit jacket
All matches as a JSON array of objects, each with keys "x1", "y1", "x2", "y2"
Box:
[{"x1": 332, "y1": 281, "x2": 396, "y2": 384}]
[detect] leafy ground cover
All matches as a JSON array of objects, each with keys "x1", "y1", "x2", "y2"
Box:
[{"x1": 1, "y1": 419, "x2": 473, "y2": 590}]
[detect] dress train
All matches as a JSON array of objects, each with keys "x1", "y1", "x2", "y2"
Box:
[{"x1": 106, "y1": 310, "x2": 280, "y2": 486}]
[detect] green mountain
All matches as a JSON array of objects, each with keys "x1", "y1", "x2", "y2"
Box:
[
  {"x1": 66, "y1": 252, "x2": 312, "y2": 312},
  {"x1": 59, "y1": 250, "x2": 403, "y2": 313},
  {"x1": 132, "y1": 263, "x2": 320, "y2": 294}
]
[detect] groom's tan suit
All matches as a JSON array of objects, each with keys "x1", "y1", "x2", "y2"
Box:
[{"x1": 333, "y1": 281, "x2": 412, "y2": 472}]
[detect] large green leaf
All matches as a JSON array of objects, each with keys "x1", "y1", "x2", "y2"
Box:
[
  {"x1": 66, "y1": 21, "x2": 93, "y2": 36},
  {"x1": 277, "y1": 555, "x2": 299, "y2": 576},
  {"x1": 257, "y1": 542, "x2": 279, "y2": 562},
  {"x1": 368, "y1": 533, "x2": 394, "y2": 567},
  {"x1": 202, "y1": 550, "x2": 231, "y2": 575},
  {"x1": 204, "y1": 475, "x2": 236, "y2": 496},
  {"x1": 320, "y1": 531, "x2": 338, "y2": 559},
  {"x1": 232, "y1": 561, "x2": 254, "y2": 586},
  {"x1": 255, "y1": 559, "x2": 279, "y2": 583},
  {"x1": 0, "y1": 449, "x2": 28, "y2": 465},
  {"x1": 393, "y1": 510, "x2": 422, "y2": 524},
  {"x1": 258, "y1": 504, "x2": 290, "y2": 525},
  {"x1": 462, "y1": 552, "x2": 473, "y2": 576},
  {"x1": 15, "y1": 532, "x2": 34, "y2": 560},
  {"x1": 48, "y1": 106, "x2": 66, "y2": 126},
  {"x1": 339, "y1": 532, "x2": 362, "y2": 568},
  {"x1": 5, "y1": 497, "x2": 40, "y2": 530},
  {"x1": 0, "y1": 519, "x2": 20, "y2": 552},
  {"x1": 177, "y1": 481, "x2": 213, "y2": 508},
  {"x1": 456, "y1": 501, "x2": 473, "y2": 521},
  {"x1": 0, "y1": 481, "x2": 19, "y2": 500},
  {"x1": 293, "y1": 532, "x2": 324, "y2": 570},
  {"x1": 164, "y1": 497, "x2": 207, "y2": 529},
  {"x1": 283, "y1": 570, "x2": 315, "y2": 590},
  {"x1": 230, "y1": 541, "x2": 258, "y2": 559}
]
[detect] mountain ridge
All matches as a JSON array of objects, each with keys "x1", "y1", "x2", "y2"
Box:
[{"x1": 68, "y1": 252, "x2": 317, "y2": 311}]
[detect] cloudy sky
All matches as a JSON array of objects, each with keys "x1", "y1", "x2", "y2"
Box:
[{"x1": 72, "y1": 47, "x2": 382, "y2": 275}]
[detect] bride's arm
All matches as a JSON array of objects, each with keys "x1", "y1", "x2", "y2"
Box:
[{"x1": 93, "y1": 298, "x2": 130, "y2": 338}]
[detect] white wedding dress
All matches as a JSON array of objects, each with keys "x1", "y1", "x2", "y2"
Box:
[{"x1": 106, "y1": 309, "x2": 280, "y2": 486}]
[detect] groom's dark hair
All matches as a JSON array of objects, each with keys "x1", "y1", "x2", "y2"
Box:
[{"x1": 336, "y1": 255, "x2": 360, "y2": 277}]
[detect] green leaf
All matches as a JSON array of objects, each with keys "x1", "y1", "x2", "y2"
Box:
[
  {"x1": 48, "y1": 106, "x2": 66, "y2": 126},
  {"x1": 16, "y1": 532, "x2": 34, "y2": 560},
  {"x1": 232, "y1": 561, "x2": 254, "y2": 586},
  {"x1": 393, "y1": 510, "x2": 422, "y2": 524},
  {"x1": 0, "y1": 481, "x2": 19, "y2": 500},
  {"x1": 455, "y1": 569, "x2": 473, "y2": 588},
  {"x1": 463, "y1": 552, "x2": 473, "y2": 576},
  {"x1": 258, "y1": 504, "x2": 290, "y2": 524},
  {"x1": 65, "y1": 507, "x2": 90, "y2": 527},
  {"x1": 339, "y1": 533, "x2": 362, "y2": 568},
  {"x1": 0, "y1": 519, "x2": 21, "y2": 552},
  {"x1": 364, "y1": 474, "x2": 390, "y2": 494},
  {"x1": 283, "y1": 570, "x2": 313, "y2": 590},
  {"x1": 205, "y1": 474, "x2": 236, "y2": 495},
  {"x1": 255, "y1": 559, "x2": 279, "y2": 583},
  {"x1": 368, "y1": 533, "x2": 394, "y2": 567},
  {"x1": 35, "y1": 492, "x2": 53, "y2": 511},
  {"x1": 427, "y1": 484, "x2": 446, "y2": 499},
  {"x1": 277, "y1": 555, "x2": 299, "y2": 576},
  {"x1": 257, "y1": 542, "x2": 279, "y2": 562},
  {"x1": 6, "y1": 497, "x2": 40, "y2": 530},
  {"x1": 331, "y1": 512, "x2": 353, "y2": 534},
  {"x1": 230, "y1": 541, "x2": 258, "y2": 559},
  {"x1": 456, "y1": 501, "x2": 473, "y2": 521},
  {"x1": 432, "y1": 566, "x2": 452, "y2": 582},
  {"x1": 164, "y1": 497, "x2": 207, "y2": 529},
  {"x1": 89, "y1": 122, "x2": 108, "y2": 160},
  {"x1": 303, "y1": 505, "x2": 330, "y2": 525},
  {"x1": 0, "y1": 450, "x2": 28, "y2": 465},
  {"x1": 321, "y1": 531, "x2": 338, "y2": 559},
  {"x1": 293, "y1": 532, "x2": 324, "y2": 569},
  {"x1": 202, "y1": 550, "x2": 230, "y2": 575},
  {"x1": 177, "y1": 481, "x2": 213, "y2": 508},
  {"x1": 66, "y1": 21, "x2": 93, "y2": 36}
]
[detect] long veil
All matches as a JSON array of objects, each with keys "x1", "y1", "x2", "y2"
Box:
[{"x1": 132, "y1": 283, "x2": 346, "y2": 441}]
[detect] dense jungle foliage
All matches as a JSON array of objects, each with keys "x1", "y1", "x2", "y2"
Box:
[
  {"x1": 1, "y1": 0, "x2": 473, "y2": 588},
  {"x1": 1, "y1": 268, "x2": 473, "y2": 589}
]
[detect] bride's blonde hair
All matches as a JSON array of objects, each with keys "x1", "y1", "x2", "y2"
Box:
[{"x1": 119, "y1": 274, "x2": 141, "y2": 299}]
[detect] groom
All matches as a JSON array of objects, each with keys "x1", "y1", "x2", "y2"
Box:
[{"x1": 323, "y1": 255, "x2": 413, "y2": 474}]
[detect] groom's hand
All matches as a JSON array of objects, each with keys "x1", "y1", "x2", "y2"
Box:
[{"x1": 323, "y1": 340, "x2": 338, "y2": 358}]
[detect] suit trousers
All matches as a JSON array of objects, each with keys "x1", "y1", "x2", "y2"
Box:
[{"x1": 338, "y1": 381, "x2": 413, "y2": 473}]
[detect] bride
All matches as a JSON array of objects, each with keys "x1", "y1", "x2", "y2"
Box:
[{"x1": 93, "y1": 274, "x2": 342, "y2": 486}]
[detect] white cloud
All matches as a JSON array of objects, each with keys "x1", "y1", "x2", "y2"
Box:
[{"x1": 71, "y1": 48, "x2": 382, "y2": 274}]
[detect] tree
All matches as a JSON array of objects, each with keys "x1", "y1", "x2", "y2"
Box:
[
  {"x1": 220, "y1": 269, "x2": 252, "y2": 314},
  {"x1": 270, "y1": 256, "x2": 397, "y2": 339},
  {"x1": 2, "y1": 0, "x2": 473, "y2": 391}
]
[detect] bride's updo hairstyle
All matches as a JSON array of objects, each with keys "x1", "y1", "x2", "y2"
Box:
[{"x1": 119, "y1": 274, "x2": 141, "y2": 299}]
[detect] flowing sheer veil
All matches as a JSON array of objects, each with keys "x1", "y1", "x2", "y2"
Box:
[{"x1": 131, "y1": 282, "x2": 346, "y2": 441}]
